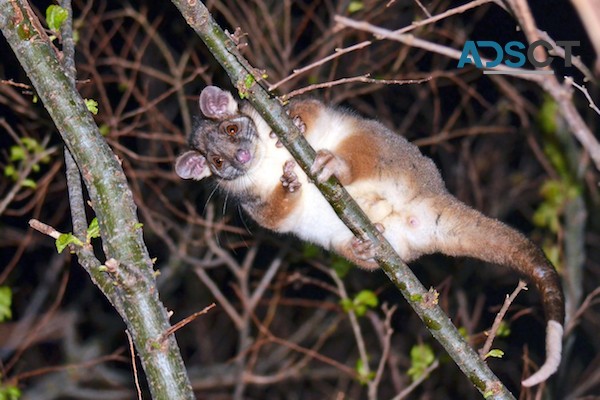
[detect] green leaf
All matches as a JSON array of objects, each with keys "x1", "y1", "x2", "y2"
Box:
[
  {"x1": 353, "y1": 289, "x2": 378, "y2": 316},
  {"x1": 21, "y1": 137, "x2": 40, "y2": 153},
  {"x1": 46, "y1": 5, "x2": 68, "y2": 32},
  {"x1": 340, "y1": 298, "x2": 354, "y2": 313},
  {"x1": 9, "y1": 146, "x2": 25, "y2": 162},
  {"x1": 542, "y1": 243, "x2": 561, "y2": 269},
  {"x1": 533, "y1": 178, "x2": 580, "y2": 234},
  {"x1": 55, "y1": 233, "x2": 84, "y2": 254},
  {"x1": 86, "y1": 217, "x2": 100, "y2": 242},
  {"x1": 21, "y1": 179, "x2": 37, "y2": 189},
  {"x1": 302, "y1": 243, "x2": 321, "y2": 259},
  {"x1": 348, "y1": 1, "x2": 364, "y2": 13},
  {"x1": 355, "y1": 358, "x2": 375, "y2": 385},
  {"x1": 84, "y1": 99, "x2": 99, "y2": 115},
  {"x1": 244, "y1": 74, "x2": 255, "y2": 89},
  {"x1": 0, "y1": 384, "x2": 22, "y2": 400},
  {"x1": 0, "y1": 286, "x2": 13, "y2": 322},
  {"x1": 544, "y1": 142, "x2": 570, "y2": 179},
  {"x1": 99, "y1": 124, "x2": 110, "y2": 136},
  {"x1": 537, "y1": 96, "x2": 558, "y2": 135},
  {"x1": 484, "y1": 349, "x2": 505, "y2": 359},
  {"x1": 354, "y1": 290, "x2": 378, "y2": 308},
  {"x1": 532, "y1": 202, "x2": 559, "y2": 232},
  {"x1": 331, "y1": 257, "x2": 352, "y2": 278},
  {"x1": 495, "y1": 321, "x2": 511, "y2": 338},
  {"x1": 237, "y1": 76, "x2": 255, "y2": 99},
  {"x1": 4, "y1": 165, "x2": 17, "y2": 180},
  {"x1": 407, "y1": 344, "x2": 435, "y2": 382},
  {"x1": 409, "y1": 294, "x2": 423, "y2": 302},
  {"x1": 341, "y1": 290, "x2": 379, "y2": 317}
]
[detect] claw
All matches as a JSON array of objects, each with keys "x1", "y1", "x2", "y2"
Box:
[
  {"x1": 281, "y1": 160, "x2": 301, "y2": 192},
  {"x1": 351, "y1": 237, "x2": 377, "y2": 261},
  {"x1": 292, "y1": 115, "x2": 306, "y2": 133},
  {"x1": 310, "y1": 149, "x2": 338, "y2": 183},
  {"x1": 269, "y1": 131, "x2": 284, "y2": 148}
]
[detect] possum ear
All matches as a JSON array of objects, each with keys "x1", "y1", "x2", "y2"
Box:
[
  {"x1": 175, "y1": 151, "x2": 212, "y2": 181},
  {"x1": 199, "y1": 86, "x2": 238, "y2": 119}
]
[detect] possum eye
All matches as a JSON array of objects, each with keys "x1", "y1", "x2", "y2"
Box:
[
  {"x1": 225, "y1": 124, "x2": 238, "y2": 136},
  {"x1": 212, "y1": 156, "x2": 224, "y2": 169}
]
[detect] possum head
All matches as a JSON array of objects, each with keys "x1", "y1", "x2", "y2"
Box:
[{"x1": 175, "y1": 86, "x2": 259, "y2": 181}]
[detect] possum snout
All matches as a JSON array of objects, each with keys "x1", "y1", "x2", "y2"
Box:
[{"x1": 236, "y1": 149, "x2": 252, "y2": 164}]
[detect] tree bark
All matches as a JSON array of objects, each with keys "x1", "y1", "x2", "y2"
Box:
[
  {"x1": 169, "y1": 1, "x2": 516, "y2": 398},
  {"x1": 0, "y1": 1, "x2": 194, "y2": 399}
]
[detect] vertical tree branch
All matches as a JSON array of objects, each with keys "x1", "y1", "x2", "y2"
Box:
[
  {"x1": 0, "y1": 1, "x2": 194, "y2": 399},
  {"x1": 170, "y1": 1, "x2": 516, "y2": 398}
]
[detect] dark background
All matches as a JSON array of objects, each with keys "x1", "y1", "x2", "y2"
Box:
[{"x1": 1, "y1": 1, "x2": 599, "y2": 399}]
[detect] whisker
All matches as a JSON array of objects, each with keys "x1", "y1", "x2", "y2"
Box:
[
  {"x1": 238, "y1": 204, "x2": 253, "y2": 235},
  {"x1": 203, "y1": 182, "x2": 220, "y2": 215},
  {"x1": 222, "y1": 189, "x2": 229, "y2": 217}
]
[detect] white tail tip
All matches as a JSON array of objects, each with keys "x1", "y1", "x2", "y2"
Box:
[{"x1": 521, "y1": 320, "x2": 563, "y2": 387}]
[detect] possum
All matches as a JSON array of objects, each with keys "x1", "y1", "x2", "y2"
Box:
[{"x1": 175, "y1": 85, "x2": 564, "y2": 387}]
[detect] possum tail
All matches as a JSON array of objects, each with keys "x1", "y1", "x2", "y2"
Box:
[{"x1": 434, "y1": 197, "x2": 564, "y2": 387}]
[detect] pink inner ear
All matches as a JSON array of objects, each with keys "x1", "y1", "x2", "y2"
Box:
[
  {"x1": 199, "y1": 86, "x2": 238, "y2": 118},
  {"x1": 200, "y1": 86, "x2": 228, "y2": 118},
  {"x1": 175, "y1": 151, "x2": 210, "y2": 180}
]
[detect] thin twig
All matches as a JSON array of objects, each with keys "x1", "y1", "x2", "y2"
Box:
[
  {"x1": 564, "y1": 286, "x2": 600, "y2": 336},
  {"x1": 480, "y1": 280, "x2": 528, "y2": 359},
  {"x1": 391, "y1": 359, "x2": 440, "y2": 400},
  {"x1": 508, "y1": 0, "x2": 548, "y2": 71},
  {"x1": 329, "y1": 269, "x2": 372, "y2": 388},
  {"x1": 4, "y1": 270, "x2": 70, "y2": 375},
  {"x1": 28, "y1": 219, "x2": 62, "y2": 240},
  {"x1": 282, "y1": 74, "x2": 431, "y2": 100},
  {"x1": 11, "y1": 351, "x2": 128, "y2": 382},
  {"x1": 0, "y1": 130, "x2": 58, "y2": 217},
  {"x1": 158, "y1": 303, "x2": 216, "y2": 343},
  {"x1": 268, "y1": 41, "x2": 372, "y2": 91},
  {"x1": 566, "y1": 77, "x2": 600, "y2": 115},
  {"x1": 371, "y1": 304, "x2": 397, "y2": 400},
  {"x1": 393, "y1": 0, "x2": 493, "y2": 36},
  {"x1": 126, "y1": 330, "x2": 143, "y2": 400},
  {"x1": 413, "y1": 0, "x2": 432, "y2": 18}
]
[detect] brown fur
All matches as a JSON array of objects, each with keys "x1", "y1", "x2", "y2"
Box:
[
  {"x1": 247, "y1": 184, "x2": 301, "y2": 231},
  {"x1": 333, "y1": 129, "x2": 382, "y2": 184},
  {"x1": 287, "y1": 99, "x2": 322, "y2": 134},
  {"x1": 178, "y1": 86, "x2": 565, "y2": 386}
]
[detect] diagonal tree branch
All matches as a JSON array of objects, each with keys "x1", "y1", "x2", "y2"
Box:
[
  {"x1": 170, "y1": 1, "x2": 516, "y2": 398},
  {"x1": 0, "y1": 1, "x2": 194, "y2": 399}
]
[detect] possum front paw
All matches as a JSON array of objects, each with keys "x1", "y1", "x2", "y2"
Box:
[
  {"x1": 269, "y1": 114, "x2": 307, "y2": 149},
  {"x1": 284, "y1": 109, "x2": 307, "y2": 134},
  {"x1": 310, "y1": 149, "x2": 351, "y2": 184},
  {"x1": 281, "y1": 160, "x2": 301, "y2": 192},
  {"x1": 351, "y1": 237, "x2": 376, "y2": 261},
  {"x1": 269, "y1": 131, "x2": 284, "y2": 148},
  {"x1": 350, "y1": 223, "x2": 385, "y2": 260},
  {"x1": 292, "y1": 115, "x2": 306, "y2": 133}
]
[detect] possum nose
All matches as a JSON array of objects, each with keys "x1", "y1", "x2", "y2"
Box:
[{"x1": 236, "y1": 149, "x2": 251, "y2": 164}]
